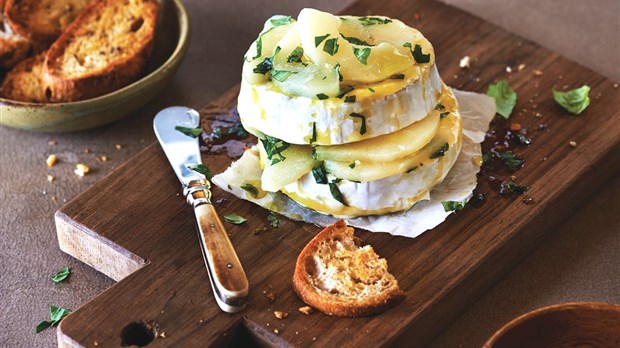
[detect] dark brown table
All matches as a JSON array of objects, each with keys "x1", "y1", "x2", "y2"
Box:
[{"x1": 1, "y1": 0, "x2": 618, "y2": 346}]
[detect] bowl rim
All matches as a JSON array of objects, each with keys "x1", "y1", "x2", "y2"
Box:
[
  {"x1": 482, "y1": 301, "x2": 620, "y2": 348},
  {"x1": 0, "y1": 0, "x2": 190, "y2": 108}
]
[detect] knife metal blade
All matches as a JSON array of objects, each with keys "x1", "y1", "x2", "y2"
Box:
[{"x1": 154, "y1": 106, "x2": 249, "y2": 313}]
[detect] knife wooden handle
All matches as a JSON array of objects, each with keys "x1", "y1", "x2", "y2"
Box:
[{"x1": 186, "y1": 180, "x2": 249, "y2": 313}]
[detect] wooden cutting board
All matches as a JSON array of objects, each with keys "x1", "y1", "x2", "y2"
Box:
[{"x1": 55, "y1": 0, "x2": 620, "y2": 346}]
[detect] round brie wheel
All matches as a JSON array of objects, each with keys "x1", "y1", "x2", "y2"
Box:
[
  {"x1": 281, "y1": 124, "x2": 463, "y2": 217},
  {"x1": 238, "y1": 64, "x2": 443, "y2": 145}
]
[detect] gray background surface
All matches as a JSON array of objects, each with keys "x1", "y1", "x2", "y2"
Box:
[{"x1": 1, "y1": 0, "x2": 618, "y2": 347}]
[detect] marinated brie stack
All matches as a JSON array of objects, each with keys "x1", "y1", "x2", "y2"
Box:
[{"x1": 237, "y1": 8, "x2": 462, "y2": 217}]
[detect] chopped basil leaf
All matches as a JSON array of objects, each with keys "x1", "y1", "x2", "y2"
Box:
[
  {"x1": 268, "y1": 212, "x2": 279, "y2": 228},
  {"x1": 501, "y1": 181, "x2": 530, "y2": 194},
  {"x1": 50, "y1": 267, "x2": 70, "y2": 283},
  {"x1": 406, "y1": 166, "x2": 418, "y2": 173},
  {"x1": 188, "y1": 164, "x2": 213, "y2": 180},
  {"x1": 310, "y1": 122, "x2": 317, "y2": 143},
  {"x1": 516, "y1": 134, "x2": 532, "y2": 145},
  {"x1": 211, "y1": 121, "x2": 248, "y2": 141},
  {"x1": 482, "y1": 152, "x2": 493, "y2": 166},
  {"x1": 403, "y1": 42, "x2": 412, "y2": 48},
  {"x1": 252, "y1": 36, "x2": 263, "y2": 61},
  {"x1": 359, "y1": 16, "x2": 392, "y2": 26},
  {"x1": 253, "y1": 56, "x2": 273, "y2": 74},
  {"x1": 316, "y1": 93, "x2": 329, "y2": 100},
  {"x1": 175, "y1": 126, "x2": 202, "y2": 138},
  {"x1": 224, "y1": 213, "x2": 247, "y2": 225},
  {"x1": 353, "y1": 47, "x2": 371, "y2": 65},
  {"x1": 412, "y1": 44, "x2": 431, "y2": 63},
  {"x1": 349, "y1": 113, "x2": 367, "y2": 135},
  {"x1": 35, "y1": 320, "x2": 52, "y2": 333},
  {"x1": 390, "y1": 73, "x2": 405, "y2": 79},
  {"x1": 337, "y1": 85, "x2": 354, "y2": 98},
  {"x1": 36, "y1": 305, "x2": 72, "y2": 332},
  {"x1": 323, "y1": 38, "x2": 339, "y2": 56},
  {"x1": 552, "y1": 85, "x2": 590, "y2": 115},
  {"x1": 287, "y1": 46, "x2": 304, "y2": 63},
  {"x1": 335, "y1": 63, "x2": 343, "y2": 82},
  {"x1": 270, "y1": 16, "x2": 293, "y2": 27},
  {"x1": 487, "y1": 80, "x2": 517, "y2": 119},
  {"x1": 348, "y1": 161, "x2": 356, "y2": 169},
  {"x1": 315, "y1": 34, "x2": 330, "y2": 47},
  {"x1": 271, "y1": 70, "x2": 296, "y2": 82},
  {"x1": 50, "y1": 306, "x2": 71, "y2": 323},
  {"x1": 430, "y1": 143, "x2": 449, "y2": 159},
  {"x1": 329, "y1": 181, "x2": 348, "y2": 206},
  {"x1": 368, "y1": 87, "x2": 375, "y2": 92},
  {"x1": 344, "y1": 95, "x2": 356, "y2": 103},
  {"x1": 240, "y1": 183, "x2": 259, "y2": 198},
  {"x1": 260, "y1": 136, "x2": 290, "y2": 165},
  {"x1": 498, "y1": 151, "x2": 524, "y2": 170},
  {"x1": 442, "y1": 200, "x2": 466, "y2": 212},
  {"x1": 312, "y1": 166, "x2": 328, "y2": 184},
  {"x1": 435, "y1": 103, "x2": 445, "y2": 110},
  {"x1": 440, "y1": 112, "x2": 450, "y2": 119},
  {"x1": 340, "y1": 33, "x2": 372, "y2": 46}
]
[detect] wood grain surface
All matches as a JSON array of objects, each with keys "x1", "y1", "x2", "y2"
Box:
[{"x1": 55, "y1": 0, "x2": 620, "y2": 346}]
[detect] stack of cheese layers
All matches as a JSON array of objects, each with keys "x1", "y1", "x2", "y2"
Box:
[{"x1": 237, "y1": 8, "x2": 462, "y2": 218}]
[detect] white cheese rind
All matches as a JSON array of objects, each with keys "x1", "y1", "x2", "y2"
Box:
[
  {"x1": 281, "y1": 133, "x2": 462, "y2": 217},
  {"x1": 237, "y1": 64, "x2": 443, "y2": 145}
]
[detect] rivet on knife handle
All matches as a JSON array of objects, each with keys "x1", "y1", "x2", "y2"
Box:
[{"x1": 185, "y1": 179, "x2": 249, "y2": 312}]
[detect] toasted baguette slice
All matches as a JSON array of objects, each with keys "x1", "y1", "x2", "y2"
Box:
[
  {"x1": 0, "y1": 52, "x2": 45, "y2": 102},
  {"x1": 293, "y1": 220, "x2": 405, "y2": 317},
  {"x1": 3, "y1": 0, "x2": 91, "y2": 44},
  {"x1": 0, "y1": 0, "x2": 31, "y2": 70},
  {"x1": 42, "y1": 0, "x2": 159, "y2": 102}
]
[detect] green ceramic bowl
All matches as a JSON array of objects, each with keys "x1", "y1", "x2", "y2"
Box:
[{"x1": 0, "y1": 0, "x2": 189, "y2": 132}]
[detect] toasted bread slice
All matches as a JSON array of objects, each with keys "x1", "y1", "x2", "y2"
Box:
[
  {"x1": 42, "y1": 0, "x2": 159, "y2": 102},
  {"x1": 3, "y1": 0, "x2": 91, "y2": 44},
  {"x1": 0, "y1": 0, "x2": 32, "y2": 70},
  {"x1": 0, "y1": 52, "x2": 45, "y2": 102},
  {"x1": 293, "y1": 220, "x2": 405, "y2": 317}
]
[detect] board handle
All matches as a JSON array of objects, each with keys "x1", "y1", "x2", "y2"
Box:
[{"x1": 185, "y1": 180, "x2": 249, "y2": 313}]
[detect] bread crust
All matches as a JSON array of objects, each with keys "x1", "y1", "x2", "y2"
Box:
[
  {"x1": 3, "y1": 0, "x2": 91, "y2": 44},
  {"x1": 41, "y1": 0, "x2": 159, "y2": 102},
  {"x1": 0, "y1": 0, "x2": 32, "y2": 70},
  {"x1": 293, "y1": 220, "x2": 405, "y2": 317},
  {"x1": 0, "y1": 51, "x2": 46, "y2": 102}
]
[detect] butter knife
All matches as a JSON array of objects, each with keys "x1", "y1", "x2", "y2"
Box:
[{"x1": 153, "y1": 106, "x2": 249, "y2": 313}]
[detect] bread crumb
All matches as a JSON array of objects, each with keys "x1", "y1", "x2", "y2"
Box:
[
  {"x1": 273, "y1": 329, "x2": 279, "y2": 334},
  {"x1": 459, "y1": 56, "x2": 470, "y2": 69},
  {"x1": 74, "y1": 163, "x2": 90, "y2": 176},
  {"x1": 263, "y1": 286, "x2": 275, "y2": 302},
  {"x1": 312, "y1": 337, "x2": 317, "y2": 341},
  {"x1": 115, "y1": 144, "x2": 123, "y2": 150},
  {"x1": 159, "y1": 332, "x2": 166, "y2": 338},
  {"x1": 93, "y1": 341, "x2": 98, "y2": 346},
  {"x1": 298, "y1": 306, "x2": 313, "y2": 315},
  {"x1": 48, "y1": 140, "x2": 57, "y2": 146},
  {"x1": 569, "y1": 141, "x2": 577, "y2": 147},
  {"x1": 274, "y1": 311, "x2": 288, "y2": 319},
  {"x1": 96, "y1": 155, "x2": 108, "y2": 162},
  {"x1": 509, "y1": 123, "x2": 521, "y2": 131},
  {"x1": 505, "y1": 66, "x2": 512, "y2": 73},
  {"x1": 517, "y1": 63, "x2": 526, "y2": 71},
  {"x1": 46, "y1": 154, "x2": 58, "y2": 167},
  {"x1": 47, "y1": 175, "x2": 55, "y2": 182},
  {"x1": 533, "y1": 69, "x2": 543, "y2": 77},
  {"x1": 613, "y1": 83, "x2": 618, "y2": 88}
]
